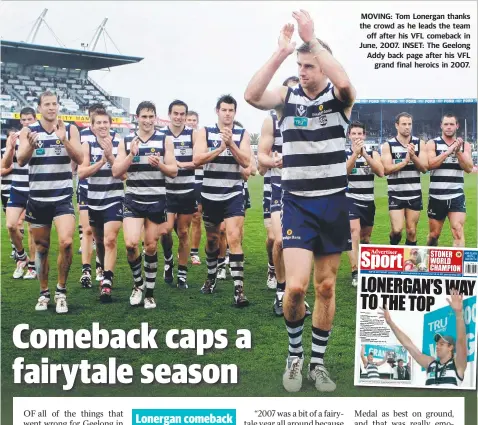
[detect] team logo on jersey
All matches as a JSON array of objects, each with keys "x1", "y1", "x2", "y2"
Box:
[
  {"x1": 180, "y1": 148, "x2": 186, "y2": 155},
  {"x1": 36, "y1": 140, "x2": 43, "y2": 149},
  {"x1": 212, "y1": 140, "x2": 219, "y2": 148},
  {"x1": 296, "y1": 105, "x2": 306, "y2": 117},
  {"x1": 54, "y1": 144, "x2": 62, "y2": 155},
  {"x1": 318, "y1": 114, "x2": 327, "y2": 126},
  {"x1": 396, "y1": 152, "x2": 402, "y2": 159}
]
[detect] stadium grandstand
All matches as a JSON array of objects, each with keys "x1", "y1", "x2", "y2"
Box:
[
  {"x1": 0, "y1": 9, "x2": 170, "y2": 144},
  {"x1": 0, "y1": 39, "x2": 142, "y2": 130}
]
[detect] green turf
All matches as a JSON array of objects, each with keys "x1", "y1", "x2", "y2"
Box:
[{"x1": 1, "y1": 174, "x2": 477, "y2": 423}]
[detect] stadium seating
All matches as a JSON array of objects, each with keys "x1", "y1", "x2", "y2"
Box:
[{"x1": 0, "y1": 67, "x2": 127, "y2": 116}]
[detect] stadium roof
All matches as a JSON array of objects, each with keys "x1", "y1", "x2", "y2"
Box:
[{"x1": 0, "y1": 40, "x2": 144, "y2": 71}]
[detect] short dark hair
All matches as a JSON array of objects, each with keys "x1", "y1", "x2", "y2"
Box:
[
  {"x1": 91, "y1": 109, "x2": 112, "y2": 124},
  {"x1": 216, "y1": 94, "x2": 237, "y2": 111},
  {"x1": 168, "y1": 99, "x2": 188, "y2": 114},
  {"x1": 88, "y1": 103, "x2": 105, "y2": 116},
  {"x1": 441, "y1": 113, "x2": 459, "y2": 125},
  {"x1": 282, "y1": 76, "x2": 299, "y2": 87},
  {"x1": 297, "y1": 38, "x2": 332, "y2": 55},
  {"x1": 136, "y1": 101, "x2": 156, "y2": 116},
  {"x1": 38, "y1": 90, "x2": 57, "y2": 105},
  {"x1": 20, "y1": 107, "x2": 36, "y2": 117},
  {"x1": 348, "y1": 121, "x2": 366, "y2": 134},
  {"x1": 395, "y1": 112, "x2": 413, "y2": 124},
  {"x1": 233, "y1": 120, "x2": 243, "y2": 128},
  {"x1": 187, "y1": 110, "x2": 199, "y2": 119}
]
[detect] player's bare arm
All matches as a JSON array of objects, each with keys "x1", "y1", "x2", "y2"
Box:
[
  {"x1": 78, "y1": 139, "x2": 106, "y2": 180},
  {"x1": 241, "y1": 146, "x2": 257, "y2": 180},
  {"x1": 58, "y1": 120, "x2": 83, "y2": 165},
  {"x1": 426, "y1": 139, "x2": 456, "y2": 170},
  {"x1": 379, "y1": 307, "x2": 435, "y2": 369},
  {"x1": 2, "y1": 132, "x2": 18, "y2": 169},
  {"x1": 447, "y1": 290, "x2": 467, "y2": 378},
  {"x1": 258, "y1": 116, "x2": 279, "y2": 170},
  {"x1": 97, "y1": 135, "x2": 116, "y2": 166},
  {"x1": 293, "y1": 10, "x2": 356, "y2": 113},
  {"x1": 346, "y1": 139, "x2": 361, "y2": 175},
  {"x1": 149, "y1": 136, "x2": 178, "y2": 178},
  {"x1": 250, "y1": 147, "x2": 258, "y2": 176},
  {"x1": 381, "y1": 142, "x2": 410, "y2": 175},
  {"x1": 456, "y1": 140, "x2": 474, "y2": 173},
  {"x1": 112, "y1": 136, "x2": 137, "y2": 178},
  {"x1": 408, "y1": 139, "x2": 428, "y2": 173},
  {"x1": 226, "y1": 129, "x2": 251, "y2": 168},
  {"x1": 17, "y1": 127, "x2": 37, "y2": 167},
  {"x1": 363, "y1": 150, "x2": 385, "y2": 177},
  {"x1": 241, "y1": 165, "x2": 252, "y2": 181},
  {"x1": 244, "y1": 24, "x2": 294, "y2": 110},
  {"x1": 193, "y1": 128, "x2": 226, "y2": 166},
  {"x1": 1, "y1": 164, "x2": 13, "y2": 176},
  {"x1": 360, "y1": 346, "x2": 368, "y2": 367}
]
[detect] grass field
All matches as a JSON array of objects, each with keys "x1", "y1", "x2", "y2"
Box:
[{"x1": 1, "y1": 174, "x2": 477, "y2": 423}]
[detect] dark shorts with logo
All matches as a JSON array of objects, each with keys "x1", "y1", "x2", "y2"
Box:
[
  {"x1": 202, "y1": 193, "x2": 245, "y2": 226},
  {"x1": 1, "y1": 190, "x2": 10, "y2": 213},
  {"x1": 77, "y1": 186, "x2": 89, "y2": 211},
  {"x1": 167, "y1": 191, "x2": 198, "y2": 215},
  {"x1": 348, "y1": 197, "x2": 376, "y2": 227},
  {"x1": 388, "y1": 195, "x2": 423, "y2": 211},
  {"x1": 89, "y1": 202, "x2": 124, "y2": 227},
  {"x1": 281, "y1": 191, "x2": 351, "y2": 255},
  {"x1": 427, "y1": 195, "x2": 466, "y2": 221},
  {"x1": 270, "y1": 184, "x2": 282, "y2": 214},
  {"x1": 25, "y1": 196, "x2": 75, "y2": 227},
  {"x1": 7, "y1": 187, "x2": 28, "y2": 209},
  {"x1": 195, "y1": 183, "x2": 203, "y2": 205},
  {"x1": 123, "y1": 195, "x2": 167, "y2": 224},
  {"x1": 263, "y1": 194, "x2": 271, "y2": 220}
]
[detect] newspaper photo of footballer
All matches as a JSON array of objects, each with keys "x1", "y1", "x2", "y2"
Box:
[
  {"x1": 359, "y1": 344, "x2": 412, "y2": 382},
  {"x1": 355, "y1": 245, "x2": 477, "y2": 389}
]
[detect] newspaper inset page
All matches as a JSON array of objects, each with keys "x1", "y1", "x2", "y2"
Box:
[{"x1": 355, "y1": 245, "x2": 477, "y2": 389}]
